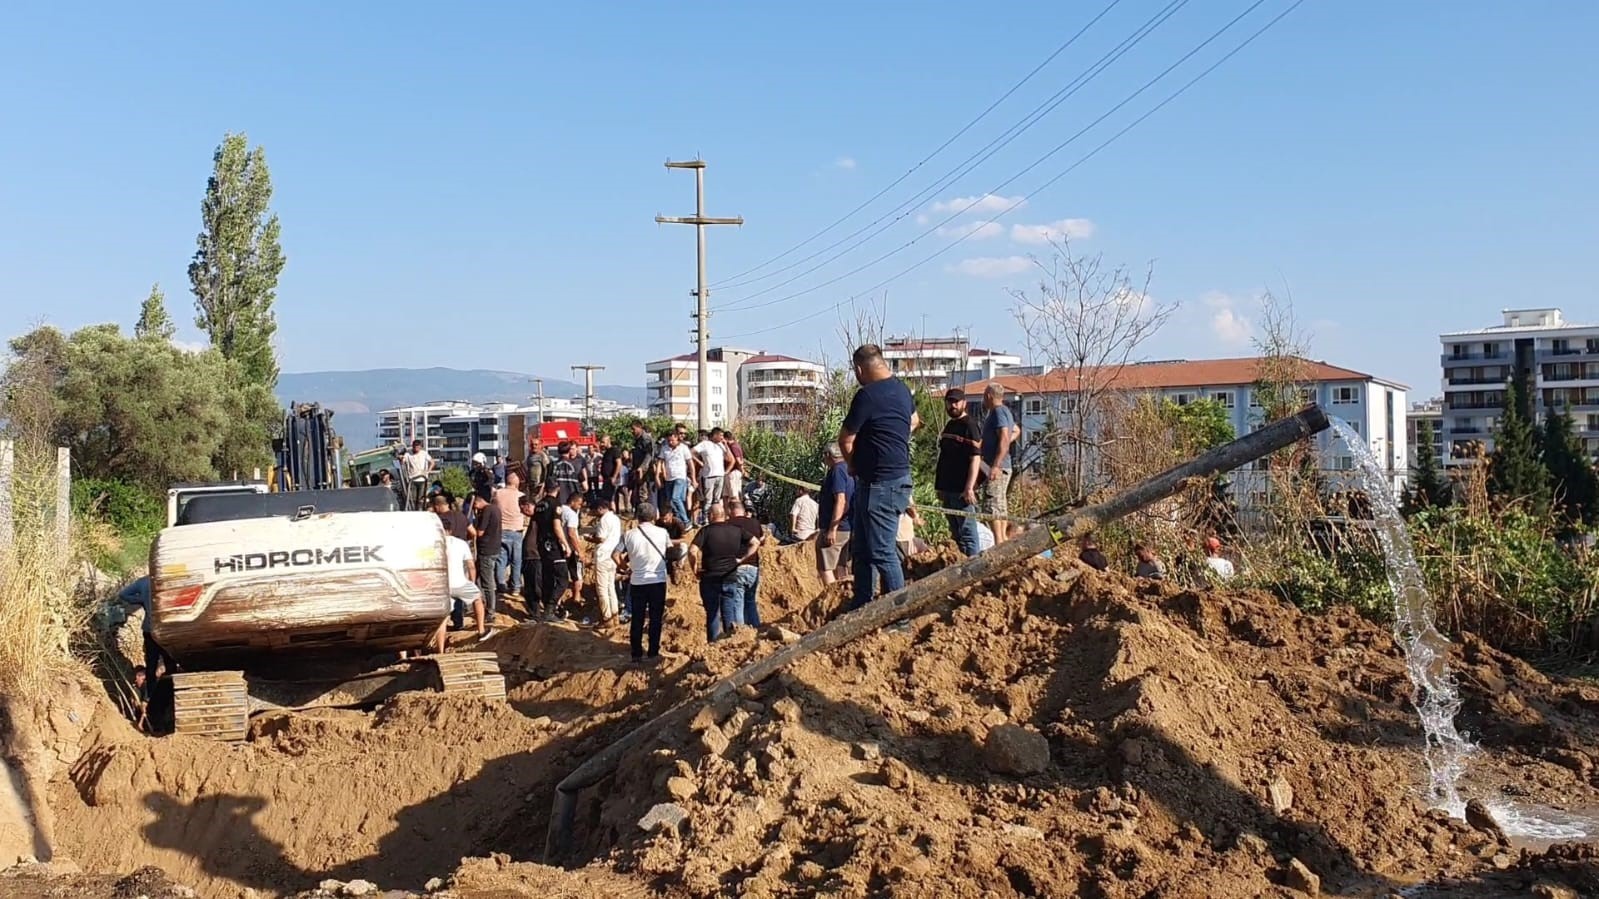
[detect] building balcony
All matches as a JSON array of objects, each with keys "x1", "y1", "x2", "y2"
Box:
[
  {"x1": 1444, "y1": 401, "x2": 1504, "y2": 411},
  {"x1": 1442, "y1": 353, "x2": 1507, "y2": 366},
  {"x1": 1444, "y1": 377, "x2": 1506, "y2": 388}
]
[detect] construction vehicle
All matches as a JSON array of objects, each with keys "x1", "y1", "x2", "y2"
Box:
[{"x1": 146, "y1": 404, "x2": 504, "y2": 741}]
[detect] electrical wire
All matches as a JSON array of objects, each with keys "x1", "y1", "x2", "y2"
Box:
[
  {"x1": 709, "y1": 0, "x2": 1127, "y2": 289},
  {"x1": 718, "y1": 0, "x2": 1307, "y2": 341},
  {"x1": 714, "y1": 0, "x2": 1190, "y2": 299}
]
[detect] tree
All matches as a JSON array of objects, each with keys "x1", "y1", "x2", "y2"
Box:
[
  {"x1": 1009, "y1": 240, "x2": 1172, "y2": 498},
  {"x1": 1541, "y1": 407, "x2": 1598, "y2": 529},
  {"x1": 1488, "y1": 371, "x2": 1550, "y2": 513},
  {"x1": 135, "y1": 283, "x2": 175, "y2": 341},
  {"x1": 1402, "y1": 418, "x2": 1451, "y2": 515},
  {"x1": 189, "y1": 132, "x2": 286, "y2": 387}
]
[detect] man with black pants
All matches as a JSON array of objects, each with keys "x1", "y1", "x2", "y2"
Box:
[
  {"x1": 839, "y1": 344, "x2": 919, "y2": 611},
  {"x1": 629, "y1": 420, "x2": 656, "y2": 510},
  {"x1": 529, "y1": 485, "x2": 572, "y2": 621},
  {"x1": 519, "y1": 492, "x2": 544, "y2": 613},
  {"x1": 470, "y1": 489, "x2": 501, "y2": 637},
  {"x1": 617, "y1": 502, "x2": 675, "y2": 661},
  {"x1": 934, "y1": 387, "x2": 983, "y2": 556}
]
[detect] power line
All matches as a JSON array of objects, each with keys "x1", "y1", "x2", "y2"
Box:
[
  {"x1": 710, "y1": 0, "x2": 1127, "y2": 289},
  {"x1": 717, "y1": 0, "x2": 1269, "y2": 318},
  {"x1": 715, "y1": 0, "x2": 1190, "y2": 299},
  {"x1": 719, "y1": 0, "x2": 1307, "y2": 342}
]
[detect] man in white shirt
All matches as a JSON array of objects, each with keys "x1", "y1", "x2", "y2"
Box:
[
  {"x1": 587, "y1": 495, "x2": 624, "y2": 626},
  {"x1": 438, "y1": 516, "x2": 485, "y2": 650},
  {"x1": 655, "y1": 431, "x2": 695, "y2": 526},
  {"x1": 615, "y1": 502, "x2": 675, "y2": 662},
  {"x1": 789, "y1": 486, "x2": 819, "y2": 543},
  {"x1": 560, "y1": 493, "x2": 585, "y2": 609},
  {"x1": 694, "y1": 429, "x2": 727, "y2": 520},
  {"x1": 400, "y1": 440, "x2": 436, "y2": 510},
  {"x1": 1205, "y1": 536, "x2": 1236, "y2": 581}
]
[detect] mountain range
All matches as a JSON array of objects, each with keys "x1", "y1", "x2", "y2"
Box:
[{"x1": 275, "y1": 368, "x2": 645, "y2": 448}]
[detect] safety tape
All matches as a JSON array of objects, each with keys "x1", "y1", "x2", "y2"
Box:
[{"x1": 739, "y1": 457, "x2": 1040, "y2": 526}]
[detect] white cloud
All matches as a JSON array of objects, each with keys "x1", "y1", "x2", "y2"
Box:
[
  {"x1": 170, "y1": 338, "x2": 208, "y2": 354},
  {"x1": 948, "y1": 255, "x2": 1033, "y2": 278},
  {"x1": 935, "y1": 221, "x2": 1004, "y2": 241},
  {"x1": 1202, "y1": 291, "x2": 1254, "y2": 346},
  {"x1": 930, "y1": 193, "x2": 1027, "y2": 216},
  {"x1": 1010, "y1": 217, "x2": 1096, "y2": 244},
  {"x1": 835, "y1": 156, "x2": 857, "y2": 170}
]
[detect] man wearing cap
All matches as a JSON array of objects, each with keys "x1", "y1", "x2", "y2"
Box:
[
  {"x1": 550, "y1": 442, "x2": 581, "y2": 506},
  {"x1": 493, "y1": 471, "x2": 527, "y2": 598},
  {"x1": 1204, "y1": 536, "x2": 1236, "y2": 580},
  {"x1": 934, "y1": 387, "x2": 983, "y2": 556},
  {"x1": 838, "y1": 344, "x2": 919, "y2": 611},
  {"x1": 401, "y1": 440, "x2": 436, "y2": 510}
]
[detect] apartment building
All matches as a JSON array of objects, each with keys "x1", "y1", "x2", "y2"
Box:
[
  {"x1": 963, "y1": 356, "x2": 1409, "y2": 499},
  {"x1": 1405, "y1": 398, "x2": 1444, "y2": 470},
  {"x1": 1441, "y1": 308, "x2": 1599, "y2": 461},
  {"x1": 738, "y1": 354, "x2": 826, "y2": 431},
  {"x1": 379, "y1": 398, "x2": 646, "y2": 467},
  {"x1": 881, "y1": 335, "x2": 1022, "y2": 392},
  {"x1": 644, "y1": 347, "x2": 762, "y2": 428},
  {"x1": 375, "y1": 401, "x2": 481, "y2": 454}
]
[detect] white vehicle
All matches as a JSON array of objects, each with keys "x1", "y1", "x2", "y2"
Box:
[{"x1": 165, "y1": 480, "x2": 270, "y2": 528}]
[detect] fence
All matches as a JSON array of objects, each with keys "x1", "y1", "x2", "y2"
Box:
[{"x1": 0, "y1": 440, "x2": 71, "y2": 557}]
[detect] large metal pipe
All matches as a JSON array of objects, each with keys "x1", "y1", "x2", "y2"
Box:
[{"x1": 544, "y1": 404, "x2": 1330, "y2": 861}]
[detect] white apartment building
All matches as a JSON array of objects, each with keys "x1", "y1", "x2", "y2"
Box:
[
  {"x1": 963, "y1": 356, "x2": 1409, "y2": 501},
  {"x1": 644, "y1": 347, "x2": 759, "y2": 427},
  {"x1": 881, "y1": 335, "x2": 1022, "y2": 392},
  {"x1": 1441, "y1": 308, "x2": 1599, "y2": 462},
  {"x1": 379, "y1": 397, "x2": 647, "y2": 467},
  {"x1": 1406, "y1": 398, "x2": 1444, "y2": 470},
  {"x1": 738, "y1": 354, "x2": 826, "y2": 431},
  {"x1": 376, "y1": 401, "x2": 481, "y2": 454}
]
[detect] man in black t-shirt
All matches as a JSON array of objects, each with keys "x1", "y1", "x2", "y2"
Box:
[
  {"x1": 726, "y1": 497, "x2": 765, "y2": 628},
  {"x1": 599, "y1": 434, "x2": 623, "y2": 508},
  {"x1": 528, "y1": 488, "x2": 572, "y2": 621},
  {"x1": 550, "y1": 443, "x2": 581, "y2": 505},
  {"x1": 470, "y1": 490, "x2": 502, "y2": 630},
  {"x1": 934, "y1": 387, "x2": 983, "y2": 556},
  {"x1": 690, "y1": 505, "x2": 758, "y2": 642},
  {"x1": 629, "y1": 421, "x2": 656, "y2": 509}
]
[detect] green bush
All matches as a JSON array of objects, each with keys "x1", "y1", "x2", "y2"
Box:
[{"x1": 70, "y1": 477, "x2": 164, "y2": 537}]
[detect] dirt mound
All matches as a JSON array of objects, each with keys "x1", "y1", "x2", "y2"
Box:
[{"x1": 573, "y1": 558, "x2": 1599, "y2": 898}]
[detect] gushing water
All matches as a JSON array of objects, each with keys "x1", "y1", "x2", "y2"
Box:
[{"x1": 1328, "y1": 419, "x2": 1471, "y2": 812}]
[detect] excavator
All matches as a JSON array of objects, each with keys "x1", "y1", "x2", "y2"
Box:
[{"x1": 146, "y1": 402, "x2": 505, "y2": 741}]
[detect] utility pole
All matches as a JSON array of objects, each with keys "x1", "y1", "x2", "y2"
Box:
[
  {"x1": 570, "y1": 364, "x2": 605, "y2": 426},
  {"x1": 656, "y1": 159, "x2": 742, "y2": 430}
]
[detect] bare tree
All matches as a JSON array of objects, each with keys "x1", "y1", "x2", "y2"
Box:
[{"x1": 1009, "y1": 240, "x2": 1174, "y2": 498}]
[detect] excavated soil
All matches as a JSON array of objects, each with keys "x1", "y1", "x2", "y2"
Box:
[{"x1": 18, "y1": 541, "x2": 1599, "y2": 897}]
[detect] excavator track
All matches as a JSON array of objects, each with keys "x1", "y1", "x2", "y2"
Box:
[
  {"x1": 431, "y1": 652, "x2": 507, "y2": 701},
  {"x1": 171, "y1": 670, "x2": 250, "y2": 742}
]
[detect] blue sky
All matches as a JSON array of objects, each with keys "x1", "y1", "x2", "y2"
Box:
[{"x1": 3, "y1": 2, "x2": 1595, "y2": 397}]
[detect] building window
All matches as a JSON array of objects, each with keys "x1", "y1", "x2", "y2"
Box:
[
  {"x1": 1173, "y1": 392, "x2": 1195, "y2": 406},
  {"x1": 1451, "y1": 344, "x2": 1467, "y2": 359},
  {"x1": 711, "y1": 386, "x2": 723, "y2": 396},
  {"x1": 1023, "y1": 398, "x2": 1044, "y2": 415},
  {"x1": 1211, "y1": 391, "x2": 1234, "y2": 409},
  {"x1": 1332, "y1": 386, "x2": 1358, "y2": 405},
  {"x1": 1348, "y1": 421, "x2": 1360, "y2": 435},
  {"x1": 1333, "y1": 456, "x2": 1354, "y2": 471},
  {"x1": 1483, "y1": 342, "x2": 1499, "y2": 358},
  {"x1": 1249, "y1": 390, "x2": 1262, "y2": 408}
]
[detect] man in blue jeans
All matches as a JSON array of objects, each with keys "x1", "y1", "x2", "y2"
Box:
[
  {"x1": 655, "y1": 430, "x2": 696, "y2": 527},
  {"x1": 839, "y1": 344, "x2": 920, "y2": 611},
  {"x1": 689, "y1": 504, "x2": 758, "y2": 640},
  {"x1": 933, "y1": 386, "x2": 983, "y2": 556}
]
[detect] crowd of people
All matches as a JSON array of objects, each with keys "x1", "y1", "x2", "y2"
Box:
[{"x1": 395, "y1": 342, "x2": 1244, "y2": 662}]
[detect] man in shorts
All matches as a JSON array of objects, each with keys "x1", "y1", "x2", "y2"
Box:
[
  {"x1": 980, "y1": 382, "x2": 1017, "y2": 543},
  {"x1": 816, "y1": 443, "x2": 854, "y2": 584}
]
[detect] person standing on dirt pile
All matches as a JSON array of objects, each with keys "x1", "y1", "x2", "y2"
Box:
[
  {"x1": 587, "y1": 495, "x2": 624, "y2": 627},
  {"x1": 1078, "y1": 535, "x2": 1110, "y2": 572},
  {"x1": 788, "y1": 486, "x2": 819, "y2": 544},
  {"x1": 656, "y1": 430, "x2": 695, "y2": 526},
  {"x1": 118, "y1": 575, "x2": 172, "y2": 678},
  {"x1": 839, "y1": 343, "x2": 920, "y2": 611},
  {"x1": 401, "y1": 440, "x2": 437, "y2": 510},
  {"x1": 469, "y1": 489, "x2": 501, "y2": 638},
  {"x1": 494, "y1": 471, "x2": 527, "y2": 598},
  {"x1": 440, "y1": 514, "x2": 486, "y2": 645},
  {"x1": 934, "y1": 387, "x2": 983, "y2": 556},
  {"x1": 561, "y1": 491, "x2": 586, "y2": 611},
  {"x1": 690, "y1": 504, "x2": 759, "y2": 641},
  {"x1": 519, "y1": 492, "x2": 544, "y2": 614},
  {"x1": 431, "y1": 493, "x2": 473, "y2": 627},
  {"x1": 551, "y1": 443, "x2": 582, "y2": 506},
  {"x1": 629, "y1": 420, "x2": 656, "y2": 511},
  {"x1": 979, "y1": 383, "x2": 1017, "y2": 545},
  {"x1": 723, "y1": 430, "x2": 746, "y2": 502},
  {"x1": 530, "y1": 485, "x2": 572, "y2": 621},
  {"x1": 598, "y1": 434, "x2": 623, "y2": 510},
  {"x1": 694, "y1": 428, "x2": 727, "y2": 523},
  {"x1": 727, "y1": 497, "x2": 765, "y2": 629},
  {"x1": 525, "y1": 439, "x2": 548, "y2": 493},
  {"x1": 1204, "y1": 536, "x2": 1236, "y2": 581},
  {"x1": 1134, "y1": 544, "x2": 1167, "y2": 580},
  {"x1": 657, "y1": 507, "x2": 689, "y2": 584},
  {"x1": 617, "y1": 502, "x2": 674, "y2": 662},
  {"x1": 817, "y1": 443, "x2": 855, "y2": 585}
]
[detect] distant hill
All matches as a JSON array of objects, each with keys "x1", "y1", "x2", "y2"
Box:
[{"x1": 276, "y1": 368, "x2": 645, "y2": 448}]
